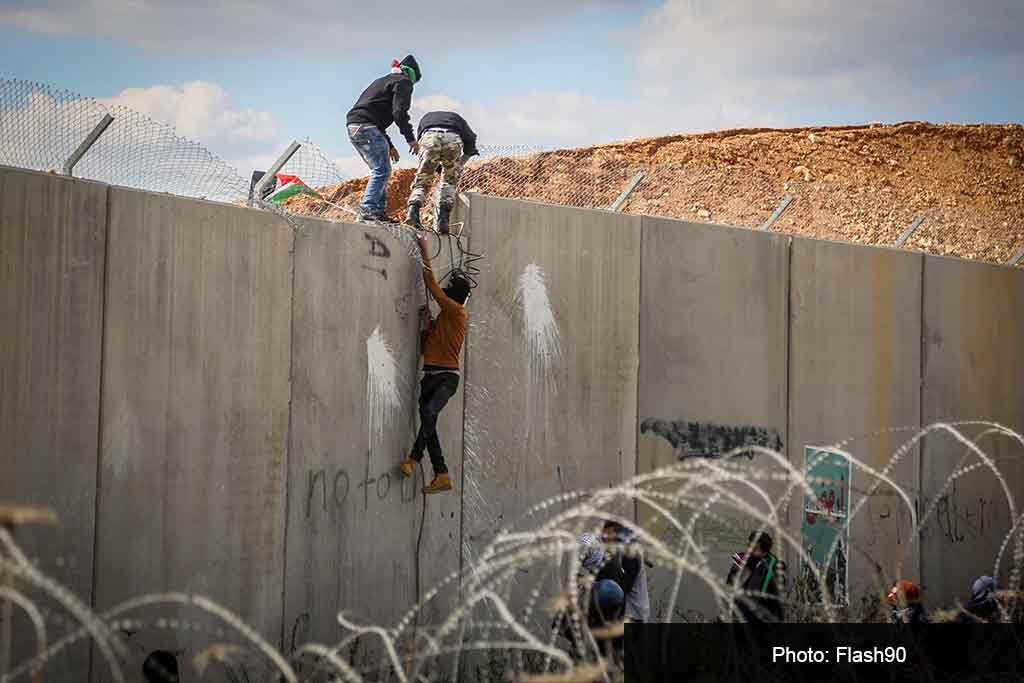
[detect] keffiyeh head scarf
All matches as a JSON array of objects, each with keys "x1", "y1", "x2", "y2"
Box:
[{"x1": 578, "y1": 533, "x2": 605, "y2": 571}]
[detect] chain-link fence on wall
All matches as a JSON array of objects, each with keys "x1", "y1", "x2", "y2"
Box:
[
  {"x1": 3, "y1": 77, "x2": 1022, "y2": 265},
  {"x1": 1, "y1": 78, "x2": 250, "y2": 203}
]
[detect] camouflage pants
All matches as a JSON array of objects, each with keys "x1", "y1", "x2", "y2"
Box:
[{"x1": 408, "y1": 130, "x2": 465, "y2": 210}]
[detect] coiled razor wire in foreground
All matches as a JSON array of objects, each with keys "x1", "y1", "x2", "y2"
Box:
[
  {"x1": 0, "y1": 78, "x2": 249, "y2": 203},
  {"x1": 2, "y1": 423, "x2": 1024, "y2": 683}
]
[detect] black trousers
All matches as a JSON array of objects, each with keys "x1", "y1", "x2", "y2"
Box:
[{"x1": 411, "y1": 371, "x2": 459, "y2": 475}]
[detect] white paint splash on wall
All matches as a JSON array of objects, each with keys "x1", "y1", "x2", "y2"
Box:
[
  {"x1": 517, "y1": 263, "x2": 562, "y2": 446},
  {"x1": 366, "y1": 326, "x2": 403, "y2": 445},
  {"x1": 518, "y1": 263, "x2": 562, "y2": 371}
]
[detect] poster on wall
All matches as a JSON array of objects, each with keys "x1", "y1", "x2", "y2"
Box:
[{"x1": 801, "y1": 446, "x2": 851, "y2": 605}]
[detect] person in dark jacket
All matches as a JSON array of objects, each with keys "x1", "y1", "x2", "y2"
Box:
[
  {"x1": 955, "y1": 575, "x2": 999, "y2": 623},
  {"x1": 726, "y1": 531, "x2": 785, "y2": 622},
  {"x1": 346, "y1": 55, "x2": 421, "y2": 223},
  {"x1": 554, "y1": 533, "x2": 628, "y2": 662},
  {"x1": 406, "y1": 111, "x2": 479, "y2": 234},
  {"x1": 601, "y1": 520, "x2": 651, "y2": 623},
  {"x1": 887, "y1": 579, "x2": 928, "y2": 625}
]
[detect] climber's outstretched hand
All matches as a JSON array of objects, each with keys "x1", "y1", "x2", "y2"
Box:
[{"x1": 415, "y1": 232, "x2": 431, "y2": 261}]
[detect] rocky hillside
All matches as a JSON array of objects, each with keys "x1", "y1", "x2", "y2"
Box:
[{"x1": 285, "y1": 122, "x2": 1024, "y2": 265}]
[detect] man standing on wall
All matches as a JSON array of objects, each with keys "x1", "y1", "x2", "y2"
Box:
[
  {"x1": 399, "y1": 232, "x2": 471, "y2": 493},
  {"x1": 405, "y1": 110, "x2": 479, "y2": 234},
  {"x1": 346, "y1": 55, "x2": 422, "y2": 223}
]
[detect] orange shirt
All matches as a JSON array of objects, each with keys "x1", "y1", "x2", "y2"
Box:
[{"x1": 421, "y1": 266, "x2": 467, "y2": 369}]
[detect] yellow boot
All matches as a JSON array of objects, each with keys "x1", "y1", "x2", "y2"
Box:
[
  {"x1": 423, "y1": 472, "x2": 452, "y2": 494},
  {"x1": 399, "y1": 458, "x2": 417, "y2": 478}
]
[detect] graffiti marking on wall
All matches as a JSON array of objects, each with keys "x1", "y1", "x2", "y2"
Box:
[
  {"x1": 360, "y1": 264, "x2": 388, "y2": 280},
  {"x1": 933, "y1": 480, "x2": 998, "y2": 544},
  {"x1": 364, "y1": 233, "x2": 391, "y2": 258},
  {"x1": 305, "y1": 465, "x2": 415, "y2": 519},
  {"x1": 639, "y1": 419, "x2": 783, "y2": 459}
]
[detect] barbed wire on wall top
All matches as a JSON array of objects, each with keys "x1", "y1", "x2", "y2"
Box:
[{"x1": 0, "y1": 77, "x2": 250, "y2": 203}]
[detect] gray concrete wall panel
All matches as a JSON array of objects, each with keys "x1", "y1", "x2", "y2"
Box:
[
  {"x1": 788, "y1": 238, "x2": 922, "y2": 606},
  {"x1": 0, "y1": 166, "x2": 107, "y2": 679},
  {"x1": 921, "y1": 256, "x2": 1024, "y2": 605},
  {"x1": 462, "y1": 195, "x2": 640, "y2": 568},
  {"x1": 283, "y1": 216, "x2": 462, "y2": 671},
  {"x1": 93, "y1": 188, "x2": 292, "y2": 677},
  {"x1": 638, "y1": 217, "x2": 790, "y2": 619}
]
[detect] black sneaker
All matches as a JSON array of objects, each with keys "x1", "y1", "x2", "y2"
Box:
[{"x1": 360, "y1": 211, "x2": 396, "y2": 225}]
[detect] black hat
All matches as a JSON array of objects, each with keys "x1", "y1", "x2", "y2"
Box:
[
  {"x1": 443, "y1": 272, "x2": 471, "y2": 304},
  {"x1": 400, "y1": 55, "x2": 422, "y2": 82}
]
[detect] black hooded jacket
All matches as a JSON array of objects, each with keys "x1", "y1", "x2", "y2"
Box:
[
  {"x1": 726, "y1": 553, "x2": 784, "y2": 622},
  {"x1": 417, "y1": 111, "x2": 479, "y2": 157},
  {"x1": 347, "y1": 73, "x2": 415, "y2": 146}
]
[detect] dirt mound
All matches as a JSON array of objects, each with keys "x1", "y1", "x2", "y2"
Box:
[{"x1": 285, "y1": 122, "x2": 1024, "y2": 265}]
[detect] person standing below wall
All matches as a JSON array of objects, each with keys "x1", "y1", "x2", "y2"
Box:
[
  {"x1": 406, "y1": 110, "x2": 479, "y2": 234},
  {"x1": 346, "y1": 55, "x2": 422, "y2": 223},
  {"x1": 955, "y1": 575, "x2": 999, "y2": 623},
  {"x1": 601, "y1": 520, "x2": 651, "y2": 623},
  {"x1": 726, "y1": 531, "x2": 785, "y2": 622},
  {"x1": 399, "y1": 232, "x2": 471, "y2": 493},
  {"x1": 887, "y1": 579, "x2": 929, "y2": 625},
  {"x1": 554, "y1": 533, "x2": 627, "y2": 662}
]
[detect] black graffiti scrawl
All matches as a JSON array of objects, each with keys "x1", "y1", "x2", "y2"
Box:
[{"x1": 640, "y1": 419, "x2": 783, "y2": 460}]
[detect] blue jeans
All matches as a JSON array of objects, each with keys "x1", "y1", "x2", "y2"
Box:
[{"x1": 348, "y1": 124, "x2": 391, "y2": 216}]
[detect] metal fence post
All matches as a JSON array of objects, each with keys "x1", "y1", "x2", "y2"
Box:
[
  {"x1": 761, "y1": 195, "x2": 794, "y2": 230},
  {"x1": 62, "y1": 113, "x2": 114, "y2": 176},
  {"x1": 609, "y1": 172, "x2": 644, "y2": 212},
  {"x1": 894, "y1": 216, "x2": 926, "y2": 247},
  {"x1": 253, "y1": 141, "x2": 301, "y2": 204}
]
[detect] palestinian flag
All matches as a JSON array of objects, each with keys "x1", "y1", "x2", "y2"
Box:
[{"x1": 266, "y1": 174, "x2": 319, "y2": 203}]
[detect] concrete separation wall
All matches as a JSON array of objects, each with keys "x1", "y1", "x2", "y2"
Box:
[
  {"x1": 920, "y1": 255, "x2": 1024, "y2": 602},
  {"x1": 93, "y1": 187, "x2": 293, "y2": 678},
  {"x1": 462, "y1": 195, "x2": 640, "y2": 572},
  {"x1": 284, "y1": 214, "x2": 465, "y2": 668},
  {"x1": 283, "y1": 216, "x2": 422, "y2": 664},
  {"x1": 0, "y1": 167, "x2": 107, "y2": 679},
  {"x1": 4, "y1": 164, "x2": 1024, "y2": 668},
  {"x1": 638, "y1": 217, "x2": 790, "y2": 618},
  {"x1": 788, "y1": 238, "x2": 922, "y2": 605}
]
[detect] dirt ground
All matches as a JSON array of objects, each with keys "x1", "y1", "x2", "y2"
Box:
[{"x1": 284, "y1": 122, "x2": 1024, "y2": 265}]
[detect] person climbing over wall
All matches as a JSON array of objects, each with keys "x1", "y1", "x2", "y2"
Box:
[
  {"x1": 346, "y1": 55, "x2": 422, "y2": 223},
  {"x1": 398, "y1": 232, "x2": 471, "y2": 493},
  {"x1": 405, "y1": 110, "x2": 479, "y2": 234}
]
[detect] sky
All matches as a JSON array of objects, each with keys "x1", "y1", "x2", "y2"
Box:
[{"x1": 2, "y1": 0, "x2": 1022, "y2": 176}]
